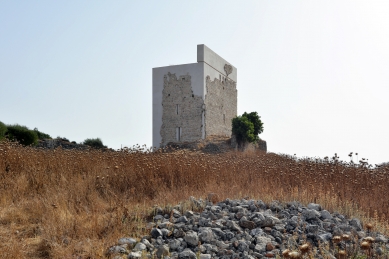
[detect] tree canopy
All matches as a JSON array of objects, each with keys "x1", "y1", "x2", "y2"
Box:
[
  {"x1": 83, "y1": 138, "x2": 106, "y2": 149},
  {"x1": 242, "y1": 112, "x2": 264, "y2": 136},
  {"x1": 232, "y1": 112, "x2": 264, "y2": 144},
  {"x1": 34, "y1": 128, "x2": 52, "y2": 140},
  {"x1": 0, "y1": 121, "x2": 7, "y2": 141},
  {"x1": 6, "y1": 124, "x2": 38, "y2": 146}
]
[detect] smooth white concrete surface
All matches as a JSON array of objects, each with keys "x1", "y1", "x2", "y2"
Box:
[{"x1": 197, "y1": 44, "x2": 237, "y2": 82}]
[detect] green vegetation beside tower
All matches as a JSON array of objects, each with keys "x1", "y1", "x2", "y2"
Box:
[
  {"x1": 0, "y1": 121, "x2": 7, "y2": 140},
  {"x1": 6, "y1": 124, "x2": 38, "y2": 146},
  {"x1": 34, "y1": 128, "x2": 52, "y2": 140},
  {"x1": 241, "y1": 112, "x2": 264, "y2": 136},
  {"x1": 0, "y1": 120, "x2": 108, "y2": 148},
  {"x1": 232, "y1": 111, "x2": 264, "y2": 144},
  {"x1": 83, "y1": 138, "x2": 107, "y2": 149},
  {"x1": 0, "y1": 122, "x2": 53, "y2": 145}
]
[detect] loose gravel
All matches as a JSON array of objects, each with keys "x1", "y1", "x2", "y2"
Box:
[{"x1": 108, "y1": 197, "x2": 389, "y2": 259}]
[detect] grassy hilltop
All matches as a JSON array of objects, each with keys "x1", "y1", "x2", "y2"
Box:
[{"x1": 0, "y1": 141, "x2": 388, "y2": 258}]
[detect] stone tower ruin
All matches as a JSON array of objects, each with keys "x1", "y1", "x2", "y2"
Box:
[{"x1": 152, "y1": 44, "x2": 237, "y2": 148}]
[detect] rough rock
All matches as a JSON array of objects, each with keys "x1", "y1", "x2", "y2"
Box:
[
  {"x1": 184, "y1": 231, "x2": 199, "y2": 246},
  {"x1": 156, "y1": 245, "x2": 170, "y2": 258},
  {"x1": 303, "y1": 209, "x2": 321, "y2": 220},
  {"x1": 118, "y1": 237, "x2": 137, "y2": 246},
  {"x1": 151, "y1": 228, "x2": 163, "y2": 238},
  {"x1": 178, "y1": 249, "x2": 197, "y2": 259},
  {"x1": 127, "y1": 251, "x2": 142, "y2": 258},
  {"x1": 320, "y1": 210, "x2": 333, "y2": 220},
  {"x1": 307, "y1": 203, "x2": 321, "y2": 211},
  {"x1": 349, "y1": 218, "x2": 362, "y2": 231},
  {"x1": 107, "y1": 198, "x2": 389, "y2": 259},
  {"x1": 133, "y1": 242, "x2": 146, "y2": 252}
]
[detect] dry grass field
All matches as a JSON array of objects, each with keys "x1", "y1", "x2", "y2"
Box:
[{"x1": 0, "y1": 140, "x2": 388, "y2": 258}]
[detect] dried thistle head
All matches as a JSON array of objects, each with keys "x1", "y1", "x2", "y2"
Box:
[
  {"x1": 365, "y1": 223, "x2": 373, "y2": 231},
  {"x1": 282, "y1": 249, "x2": 290, "y2": 258},
  {"x1": 333, "y1": 236, "x2": 341, "y2": 244},
  {"x1": 363, "y1": 236, "x2": 375, "y2": 243},
  {"x1": 337, "y1": 250, "x2": 347, "y2": 259},
  {"x1": 299, "y1": 243, "x2": 310, "y2": 254},
  {"x1": 288, "y1": 251, "x2": 301, "y2": 259},
  {"x1": 360, "y1": 241, "x2": 370, "y2": 250}
]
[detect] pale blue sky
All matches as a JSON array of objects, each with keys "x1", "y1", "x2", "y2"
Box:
[{"x1": 1, "y1": 1, "x2": 388, "y2": 165}]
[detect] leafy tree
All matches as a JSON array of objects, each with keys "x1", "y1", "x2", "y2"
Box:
[
  {"x1": 83, "y1": 138, "x2": 106, "y2": 149},
  {"x1": 6, "y1": 124, "x2": 38, "y2": 146},
  {"x1": 242, "y1": 112, "x2": 264, "y2": 136},
  {"x1": 33, "y1": 128, "x2": 52, "y2": 140},
  {"x1": 232, "y1": 116, "x2": 256, "y2": 144},
  {"x1": 232, "y1": 111, "x2": 264, "y2": 144},
  {"x1": 0, "y1": 121, "x2": 7, "y2": 141}
]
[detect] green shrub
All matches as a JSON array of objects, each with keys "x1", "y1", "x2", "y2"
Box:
[
  {"x1": 232, "y1": 111, "x2": 264, "y2": 144},
  {"x1": 232, "y1": 116, "x2": 256, "y2": 144},
  {"x1": 242, "y1": 112, "x2": 264, "y2": 136},
  {"x1": 0, "y1": 121, "x2": 7, "y2": 141},
  {"x1": 33, "y1": 128, "x2": 52, "y2": 140},
  {"x1": 6, "y1": 124, "x2": 38, "y2": 146},
  {"x1": 83, "y1": 138, "x2": 106, "y2": 149}
]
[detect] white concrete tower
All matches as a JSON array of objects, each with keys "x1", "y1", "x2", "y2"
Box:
[{"x1": 152, "y1": 44, "x2": 237, "y2": 148}]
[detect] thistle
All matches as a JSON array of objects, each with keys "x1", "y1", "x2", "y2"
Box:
[
  {"x1": 299, "y1": 243, "x2": 310, "y2": 254},
  {"x1": 288, "y1": 251, "x2": 301, "y2": 259}
]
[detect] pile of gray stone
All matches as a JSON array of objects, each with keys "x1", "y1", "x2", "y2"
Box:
[
  {"x1": 36, "y1": 138, "x2": 88, "y2": 150},
  {"x1": 108, "y1": 198, "x2": 388, "y2": 259}
]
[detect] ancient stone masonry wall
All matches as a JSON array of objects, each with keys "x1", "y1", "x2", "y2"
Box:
[
  {"x1": 160, "y1": 73, "x2": 204, "y2": 146},
  {"x1": 204, "y1": 76, "x2": 237, "y2": 137}
]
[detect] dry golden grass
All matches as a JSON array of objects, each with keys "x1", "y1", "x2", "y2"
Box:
[{"x1": 1, "y1": 140, "x2": 389, "y2": 258}]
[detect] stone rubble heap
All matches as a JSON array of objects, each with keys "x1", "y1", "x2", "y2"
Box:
[{"x1": 108, "y1": 198, "x2": 388, "y2": 259}]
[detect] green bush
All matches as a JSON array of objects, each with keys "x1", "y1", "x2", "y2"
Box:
[
  {"x1": 33, "y1": 128, "x2": 52, "y2": 140},
  {"x1": 242, "y1": 112, "x2": 264, "y2": 136},
  {"x1": 232, "y1": 111, "x2": 264, "y2": 144},
  {"x1": 6, "y1": 124, "x2": 38, "y2": 146},
  {"x1": 0, "y1": 121, "x2": 7, "y2": 141},
  {"x1": 83, "y1": 138, "x2": 106, "y2": 149},
  {"x1": 232, "y1": 116, "x2": 256, "y2": 143}
]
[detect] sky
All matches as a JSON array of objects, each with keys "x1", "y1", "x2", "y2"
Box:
[{"x1": 1, "y1": 1, "x2": 388, "y2": 165}]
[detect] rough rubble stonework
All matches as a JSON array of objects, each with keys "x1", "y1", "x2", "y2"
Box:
[
  {"x1": 204, "y1": 76, "x2": 237, "y2": 138},
  {"x1": 36, "y1": 139, "x2": 89, "y2": 150},
  {"x1": 231, "y1": 135, "x2": 267, "y2": 153},
  {"x1": 160, "y1": 72, "x2": 204, "y2": 146}
]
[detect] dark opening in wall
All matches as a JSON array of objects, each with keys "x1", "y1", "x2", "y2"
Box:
[{"x1": 176, "y1": 127, "x2": 181, "y2": 141}]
